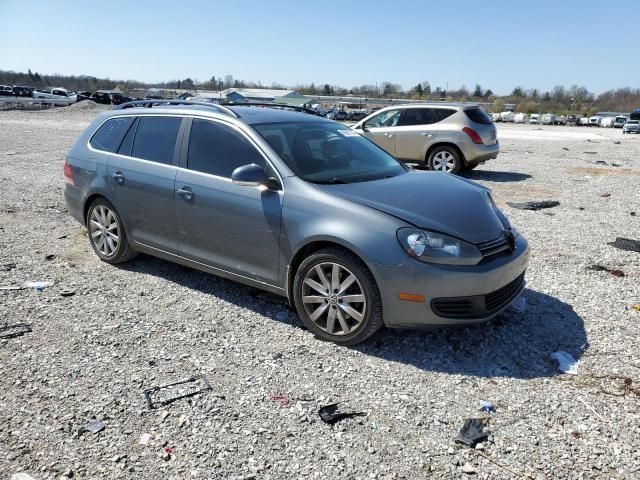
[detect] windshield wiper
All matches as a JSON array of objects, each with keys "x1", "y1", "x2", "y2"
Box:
[{"x1": 314, "y1": 178, "x2": 351, "y2": 185}]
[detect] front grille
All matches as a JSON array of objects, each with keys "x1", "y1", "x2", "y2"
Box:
[
  {"x1": 431, "y1": 273, "x2": 525, "y2": 319},
  {"x1": 477, "y1": 235, "x2": 511, "y2": 261}
]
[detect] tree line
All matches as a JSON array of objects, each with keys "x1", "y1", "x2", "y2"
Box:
[{"x1": 1, "y1": 69, "x2": 638, "y2": 114}]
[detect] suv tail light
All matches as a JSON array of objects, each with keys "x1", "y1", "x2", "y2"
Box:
[
  {"x1": 462, "y1": 127, "x2": 483, "y2": 144},
  {"x1": 63, "y1": 158, "x2": 74, "y2": 185}
]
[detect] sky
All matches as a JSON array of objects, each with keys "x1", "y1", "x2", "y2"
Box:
[{"x1": 0, "y1": 0, "x2": 637, "y2": 95}]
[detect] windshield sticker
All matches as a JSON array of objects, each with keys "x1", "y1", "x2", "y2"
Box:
[{"x1": 337, "y1": 129, "x2": 360, "y2": 137}]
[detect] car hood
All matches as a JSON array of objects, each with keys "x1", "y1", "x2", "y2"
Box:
[{"x1": 314, "y1": 171, "x2": 505, "y2": 244}]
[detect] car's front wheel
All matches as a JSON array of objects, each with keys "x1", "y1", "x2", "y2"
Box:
[
  {"x1": 293, "y1": 248, "x2": 383, "y2": 345},
  {"x1": 427, "y1": 146, "x2": 462, "y2": 174},
  {"x1": 86, "y1": 198, "x2": 137, "y2": 264}
]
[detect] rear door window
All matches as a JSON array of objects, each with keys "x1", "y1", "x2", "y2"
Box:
[
  {"x1": 433, "y1": 109, "x2": 456, "y2": 122},
  {"x1": 398, "y1": 108, "x2": 437, "y2": 126},
  {"x1": 187, "y1": 119, "x2": 265, "y2": 178},
  {"x1": 117, "y1": 117, "x2": 139, "y2": 156},
  {"x1": 464, "y1": 107, "x2": 493, "y2": 125},
  {"x1": 90, "y1": 117, "x2": 133, "y2": 152},
  {"x1": 132, "y1": 116, "x2": 182, "y2": 165}
]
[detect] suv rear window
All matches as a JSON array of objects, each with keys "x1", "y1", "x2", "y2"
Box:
[
  {"x1": 132, "y1": 116, "x2": 182, "y2": 165},
  {"x1": 90, "y1": 117, "x2": 132, "y2": 152},
  {"x1": 464, "y1": 107, "x2": 493, "y2": 125}
]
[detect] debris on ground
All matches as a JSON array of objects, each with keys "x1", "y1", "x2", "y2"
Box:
[
  {"x1": 0, "y1": 285, "x2": 26, "y2": 291},
  {"x1": 479, "y1": 400, "x2": 495, "y2": 413},
  {"x1": 600, "y1": 193, "x2": 611, "y2": 198},
  {"x1": 507, "y1": 294, "x2": 527, "y2": 313},
  {"x1": 139, "y1": 433, "x2": 154, "y2": 445},
  {"x1": 608, "y1": 237, "x2": 640, "y2": 253},
  {"x1": 162, "y1": 446, "x2": 174, "y2": 461},
  {"x1": 84, "y1": 419, "x2": 105, "y2": 434},
  {"x1": 44, "y1": 254, "x2": 56, "y2": 261},
  {"x1": 550, "y1": 351, "x2": 579, "y2": 375},
  {"x1": 25, "y1": 280, "x2": 54, "y2": 292},
  {"x1": 144, "y1": 375, "x2": 212, "y2": 409},
  {"x1": 462, "y1": 462, "x2": 478, "y2": 474},
  {"x1": 2, "y1": 262, "x2": 16, "y2": 271},
  {"x1": 0, "y1": 323, "x2": 32, "y2": 339},
  {"x1": 318, "y1": 402, "x2": 365, "y2": 425},
  {"x1": 266, "y1": 394, "x2": 290, "y2": 406},
  {"x1": 10, "y1": 474, "x2": 38, "y2": 480},
  {"x1": 455, "y1": 418, "x2": 489, "y2": 447},
  {"x1": 584, "y1": 151, "x2": 598, "y2": 155},
  {"x1": 507, "y1": 200, "x2": 560, "y2": 211},
  {"x1": 586, "y1": 265, "x2": 625, "y2": 277},
  {"x1": 562, "y1": 147, "x2": 569, "y2": 151},
  {"x1": 633, "y1": 304, "x2": 640, "y2": 312},
  {"x1": 60, "y1": 289, "x2": 76, "y2": 297}
]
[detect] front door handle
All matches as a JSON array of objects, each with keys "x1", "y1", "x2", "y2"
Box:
[
  {"x1": 384, "y1": 133, "x2": 394, "y2": 138},
  {"x1": 421, "y1": 132, "x2": 434, "y2": 137},
  {"x1": 177, "y1": 186, "x2": 194, "y2": 201},
  {"x1": 111, "y1": 171, "x2": 124, "y2": 184}
]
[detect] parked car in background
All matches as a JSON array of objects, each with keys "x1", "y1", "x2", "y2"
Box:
[
  {"x1": 614, "y1": 115, "x2": 628, "y2": 128},
  {"x1": 566, "y1": 114, "x2": 578, "y2": 125},
  {"x1": 630, "y1": 109, "x2": 640, "y2": 121},
  {"x1": 12, "y1": 86, "x2": 34, "y2": 97},
  {"x1": 353, "y1": 103, "x2": 499, "y2": 174},
  {"x1": 90, "y1": 91, "x2": 132, "y2": 105},
  {"x1": 514, "y1": 113, "x2": 528, "y2": 124},
  {"x1": 75, "y1": 91, "x2": 92, "y2": 101},
  {"x1": 588, "y1": 116, "x2": 601, "y2": 127},
  {"x1": 555, "y1": 115, "x2": 567, "y2": 125},
  {"x1": 64, "y1": 102, "x2": 528, "y2": 345},
  {"x1": 541, "y1": 113, "x2": 555, "y2": 125},
  {"x1": 500, "y1": 111, "x2": 515, "y2": 122},
  {"x1": 491, "y1": 113, "x2": 501, "y2": 122},
  {"x1": 33, "y1": 88, "x2": 77, "y2": 104},
  {"x1": 622, "y1": 120, "x2": 640, "y2": 134},
  {"x1": 578, "y1": 117, "x2": 589, "y2": 126},
  {"x1": 600, "y1": 117, "x2": 615, "y2": 128},
  {"x1": 0, "y1": 85, "x2": 14, "y2": 96},
  {"x1": 529, "y1": 114, "x2": 540, "y2": 124}
]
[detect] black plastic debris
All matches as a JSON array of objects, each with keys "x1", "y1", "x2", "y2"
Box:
[
  {"x1": 455, "y1": 418, "x2": 489, "y2": 447},
  {"x1": 507, "y1": 200, "x2": 560, "y2": 211},
  {"x1": 144, "y1": 375, "x2": 212, "y2": 410},
  {"x1": 587, "y1": 265, "x2": 625, "y2": 277},
  {"x1": 584, "y1": 151, "x2": 598, "y2": 155},
  {"x1": 2, "y1": 262, "x2": 16, "y2": 271},
  {"x1": 562, "y1": 147, "x2": 569, "y2": 151},
  {"x1": 44, "y1": 254, "x2": 56, "y2": 261},
  {"x1": 608, "y1": 238, "x2": 640, "y2": 254},
  {"x1": 318, "y1": 402, "x2": 365, "y2": 425},
  {"x1": 0, "y1": 323, "x2": 32, "y2": 339},
  {"x1": 60, "y1": 289, "x2": 76, "y2": 297},
  {"x1": 600, "y1": 193, "x2": 611, "y2": 198},
  {"x1": 84, "y1": 419, "x2": 105, "y2": 434}
]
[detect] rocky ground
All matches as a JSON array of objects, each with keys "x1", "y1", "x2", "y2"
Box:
[{"x1": 1, "y1": 107, "x2": 639, "y2": 479}]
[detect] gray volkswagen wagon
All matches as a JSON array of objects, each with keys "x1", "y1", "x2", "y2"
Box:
[{"x1": 64, "y1": 101, "x2": 529, "y2": 345}]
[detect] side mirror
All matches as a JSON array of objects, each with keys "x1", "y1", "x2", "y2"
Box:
[{"x1": 231, "y1": 164, "x2": 279, "y2": 190}]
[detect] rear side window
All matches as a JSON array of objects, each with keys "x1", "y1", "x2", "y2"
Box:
[
  {"x1": 132, "y1": 116, "x2": 182, "y2": 165},
  {"x1": 187, "y1": 119, "x2": 265, "y2": 178},
  {"x1": 433, "y1": 109, "x2": 456, "y2": 122},
  {"x1": 399, "y1": 108, "x2": 437, "y2": 126},
  {"x1": 464, "y1": 107, "x2": 493, "y2": 125},
  {"x1": 90, "y1": 117, "x2": 132, "y2": 152}
]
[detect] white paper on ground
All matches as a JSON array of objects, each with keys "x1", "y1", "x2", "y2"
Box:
[{"x1": 550, "y1": 351, "x2": 579, "y2": 375}]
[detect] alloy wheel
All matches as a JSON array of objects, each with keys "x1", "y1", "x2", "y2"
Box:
[
  {"x1": 89, "y1": 205, "x2": 120, "y2": 257},
  {"x1": 432, "y1": 151, "x2": 456, "y2": 172},
  {"x1": 301, "y1": 262, "x2": 367, "y2": 336}
]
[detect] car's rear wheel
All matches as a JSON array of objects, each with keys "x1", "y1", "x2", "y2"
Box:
[
  {"x1": 87, "y1": 198, "x2": 137, "y2": 264},
  {"x1": 427, "y1": 146, "x2": 462, "y2": 174},
  {"x1": 293, "y1": 248, "x2": 383, "y2": 345}
]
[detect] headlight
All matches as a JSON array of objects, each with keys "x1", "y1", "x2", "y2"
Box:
[{"x1": 397, "y1": 228, "x2": 483, "y2": 265}]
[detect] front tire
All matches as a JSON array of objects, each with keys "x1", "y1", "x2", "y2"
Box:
[
  {"x1": 86, "y1": 198, "x2": 137, "y2": 264},
  {"x1": 293, "y1": 247, "x2": 383, "y2": 345},
  {"x1": 427, "y1": 146, "x2": 462, "y2": 174}
]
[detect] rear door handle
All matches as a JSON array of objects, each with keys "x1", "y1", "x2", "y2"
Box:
[
  {"x1": 177, "y1": 186, "x2": 194, "y2": 201},
  {"x1": 111, "y1": 171, "x2": 124, "y2": 184}
]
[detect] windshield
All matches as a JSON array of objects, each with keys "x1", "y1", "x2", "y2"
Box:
[{"x1": 253, "y1": 121, "x2": 407, "y2": 184}]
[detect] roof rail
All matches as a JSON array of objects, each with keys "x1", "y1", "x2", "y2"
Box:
[
  {"x1": 221, "y1": 102, "x2": 324, "y2": 117},
  {"x1": 112, "y1": 100, "x2": 239, "y2": 118}
]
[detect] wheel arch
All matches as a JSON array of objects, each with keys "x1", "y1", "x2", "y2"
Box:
[{"x1": 425, "y1": 142, "x2": 466, "y2": 165}]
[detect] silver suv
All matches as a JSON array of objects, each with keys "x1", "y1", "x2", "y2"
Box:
[{"x1": 352, "y1": 103, "x2": 499, "y2": 174}]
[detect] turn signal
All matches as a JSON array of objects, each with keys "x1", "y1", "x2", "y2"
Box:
[{"x1": 398, "y1": 292, "x2": 425, "y2": 302}]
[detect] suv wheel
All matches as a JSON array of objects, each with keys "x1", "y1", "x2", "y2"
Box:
[
  {"x1": 293, "y1": 248, "x2": 383, "y2": 345},
  {"x1": 87, "y1": 198, "x2": 137, "y2": 264},
  {"x1": 427, "y1": 146, "x2": 462, "y2": 174}
]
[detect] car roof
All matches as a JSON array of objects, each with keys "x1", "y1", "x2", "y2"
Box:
[
  {"x1": 378, "y1": 102, "x2": 481, "y2": 111},
  {"x1": 106, "y1": 104, "x2": 331, "y2": 125}
]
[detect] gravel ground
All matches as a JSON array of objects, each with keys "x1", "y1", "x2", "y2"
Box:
[{"x1": 1, "y1": 107, "x2": 639, "y2": 480}]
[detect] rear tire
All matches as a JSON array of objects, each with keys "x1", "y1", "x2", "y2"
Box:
[
  {"x1": 293, "y1": 247, "x2": 383, "y2": 346},
  {"x1": 427, "y1": 146, "x2": 463, "y2": 174},
  {"x1": 86, "y1": 198, "x2": 137, "y2": 264}
]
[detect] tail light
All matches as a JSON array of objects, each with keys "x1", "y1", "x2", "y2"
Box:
[
  {"x1": 462, "y1": 127, "x2": 483, "y2": 144},
  {"x1": 63, "y1": 158, "x2": 74, "y2": 185}
]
